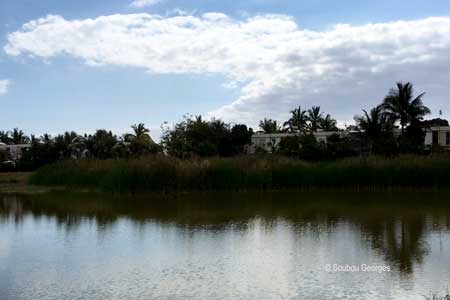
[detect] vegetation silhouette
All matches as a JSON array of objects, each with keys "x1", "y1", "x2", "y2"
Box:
[{"x1": 0, "y1": 81, "x2": 447, "y2": 173}]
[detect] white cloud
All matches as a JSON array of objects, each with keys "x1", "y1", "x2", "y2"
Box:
[
  {"x1": 5, "y1": 13, "x2": 450, "y2": 126},
  {"x1": 0, "y1": 80, "x2": 10, "y2": 96},
  {"x1": 130, "y1": 0, "x2": 161, "y2": 8}
]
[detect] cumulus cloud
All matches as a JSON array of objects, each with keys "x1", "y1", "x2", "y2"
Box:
[
  {"x1": 0, "y1": 80, "x2": 10, "y2": 96},
  {"x1": 130, "y1": 0, "x2": 161, "y2": 8},
  {"x1": 5, "y1": 13, "x2": 450, "y2": 125}
]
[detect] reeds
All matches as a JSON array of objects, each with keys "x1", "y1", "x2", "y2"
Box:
[{"x1": 29, "y1": 155, "x2": 450, "y2": 193}]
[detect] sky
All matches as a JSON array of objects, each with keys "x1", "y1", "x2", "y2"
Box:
[{"x1": 1, "y1": 0, "x2": 450, "y2": 140}]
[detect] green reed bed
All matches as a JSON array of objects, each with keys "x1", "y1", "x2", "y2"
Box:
[{"x1": 29, "y1": 155, "x2": 450, "y2": 193}]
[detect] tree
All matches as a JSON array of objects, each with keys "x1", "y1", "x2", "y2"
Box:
[
  {"x1": 320, "y1": 114, "x2": 338, "y2": 131},
  {"x1": 10, "y1": 128, "x2": 30, "y2": 144},
  {"x1": 398, "y1": 119, "x2": 426, "y2": 154},
  {"x1": 355, "y1": 105, "x2": 397, "y2": 155},
  {"x1": 325, "y1": 134, "x2": 357, "y2": 159},
  {"x1": 54, "y1": 131, "x2": 79, "y2": 159},
  {"x1": 277, "y1": 135, "x2": 302, "y2": 157},
  {"x1": 307, "y1": 106, "x2": 323, "y2": 132},
  {"x1": 0, "y1": 131, "x2": 10, "y2": 144},
  {"x1": 259, "y1": 118, "x2": 281, "y2": 133},
  {"x1": 131, "y1": 123, "x2": 150, "y2": 140},
  {"x1": 283, "y1": 106, "x2": 308, "y2": 133},
  {"x1": 161, "y1": 118, "x2": 191, "y2": 158},
  {"x1": 86, "y1": 130, "x2": 117, "y2": 159},
  {"x1": 382, "y1": 82, "x2": 430, "y2": 132},
  {"x1": 421, "y1": 118, "x2": 449, "y2": 127},
  {"x1": 230, "y1": 124, "x2": 253, "y2": 155},
  {"x1": 162, "y1": 116, "x2": 253, "y2": 158},
  {"x1": 41, "y1": 133, "x2": 52, "y2": 144},
  {"x1": 69, "y1": 136, "x2": 88, "y2": 159},
  {"x1": 278, "y1": 134, "x2": 325, "y2": 160},
  {"x1": 126, "y1": 123, "x2": 159, "y2": 156}
]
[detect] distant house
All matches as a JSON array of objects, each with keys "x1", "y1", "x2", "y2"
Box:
[
  {"x1": 0, "y1": 143, "x2": 31, "y2": 161},
  {"x1": 424, "y1": 126, "x2": 450, "y2": 149},
  {"x1": 247, "y1": 131, "x2": 340, "y2": 154}
]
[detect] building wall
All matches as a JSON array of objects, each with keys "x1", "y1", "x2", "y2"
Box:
[
  {"x1": 249, "y1": 133, "x2": 291, "y2": 154},
  {"x1": 0, "y1": 144, "x2": 31, "y2": 161},
  {"x1": 248, "y1": 132, "x2": 340, "y2": 154},
  {"x1": 424, "y1": 127, "x2": 450, "y2": 147}
]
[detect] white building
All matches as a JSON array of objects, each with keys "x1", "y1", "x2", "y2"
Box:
[
  {"x1": 248, "y1": 131, "x2": 340, "y2": 154},
  {"x1": 424, "y1": 126, "x2": 450, "y2": 149},
  {"x1": 0, "y1": 143, "x2": 31, "y2": 160}
]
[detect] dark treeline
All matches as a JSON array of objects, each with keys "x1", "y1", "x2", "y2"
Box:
[
  {"x1": 0, "y1": 124, "x2": 162, "y2": 170},
  {"x1": 0, "y1": 117, "x2": 254, "y2": 171},
  {"x1": 0, "y1": 82, "x2": 449, "y2": 171},
  {"x1": 259, "y1": 82, "x2": 448, "y2": 159}
]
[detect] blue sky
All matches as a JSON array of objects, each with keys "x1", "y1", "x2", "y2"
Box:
[{"x1": 1, "y1": 0, "x2": 450, "y2": 139}]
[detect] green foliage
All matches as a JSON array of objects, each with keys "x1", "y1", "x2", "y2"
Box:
[
  {"x1": 355, "y1": 105, "x2": 398, "y2": 155},
  {"x1": 307, "y1": 106, "x2": 323, "y2": 132},
  {"x1": 30, "y1": 155, "x2": 450, "y2": 193},
  {"x1": 259, "y1": 118, "x2": 281, "y2": 133},
  {"x1": 324, "y1": 134, "x2": 357, "y2": 158},
  {"x1": 277, "y1": 136, "x2": 302, "y2": 157},
  {"x1": 283, "y1": 106, "x2": 308, "y2": 133},
  {"x1": 382, "y1": 82, "x2": 431, "y2": 131},
  {"x1": 282, "y1": 105, "x2": 338, "y2": 133},
  {"x1": 126, "y1": 123, "x2": 160, "y2": 156},
  {"x1": 278, "y1": 134, "x2": 326, "y2": 160},
  {"x1": 85, "y1": 130, "x2": 117, "y2": 159},
  {"x1": 398, "y1": 120, "x2": 426, "y2": 154},
  {"x1": 0, "y1": 81, "x2": 445, "y2": 173},
  {"x1": 162, "y1": 115, "x2": 253, "y2": 158},
  {"x1": 0, "y1": 150, "x2": 10, "y2": 162},
  {"x1": 1, "y1": 124, "x2": 163, "y2": 171},
  {"x1": 0, "y1": 129, "x2": 30, "y2": 144},
  {"x1": 320, "y1": 114, "x2": 338, "y2": 131}
]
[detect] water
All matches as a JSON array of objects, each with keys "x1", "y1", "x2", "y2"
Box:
[{"x1": 1, "y1": 191, "x2": 450, "y2": 300}]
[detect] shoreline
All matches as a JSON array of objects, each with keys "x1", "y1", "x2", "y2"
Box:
[{"x1": 0, "y1": 172, "x2": 61, "y2": 194}]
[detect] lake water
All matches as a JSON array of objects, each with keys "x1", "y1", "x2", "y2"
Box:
[{"x1": 1, "y1": 191, "x2": 450, "y2": 300}]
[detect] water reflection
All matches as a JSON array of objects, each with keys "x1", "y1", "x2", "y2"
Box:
[
  {"x1": 2, "y1": 191, "x2": 450, "y2": 275},
  {"x1": 1, "y1": 191, "x2": 450, "y2": 299}
]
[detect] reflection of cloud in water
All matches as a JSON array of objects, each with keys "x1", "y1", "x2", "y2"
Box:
[
  {"x1": 0, "y1": 239, "x2": 10, "y2": 260},
  {"x1": 1, "y1": 190, "x2": 450, "y2": 298}
]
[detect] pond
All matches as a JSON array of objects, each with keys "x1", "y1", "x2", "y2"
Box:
[{"x1": 1, "y1": 191, "x2": 450, "y2": 300}]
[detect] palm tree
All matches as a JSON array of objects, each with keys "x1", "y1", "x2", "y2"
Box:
[
  {"x1": 131, "y1": 123, "x2": 151, "y2": 142},
  {"x1": 128, "y1": 123, "x2": 158, "y2": 156},
  {"x1": 41, "y1": 133, "x2": 52, "y2": 144},
  {"x1": 381, "y1": 82, "x2": 430, "y2": 132},
  {"x1": 355, "y1": 105, "x2": 395, "y2": 154},
  {"x1": 283, "y1": 106, "x2": 308, "y2": 133},
  {"x1": 0, "y1": 131, "x2": 10, "y2": 144},
  {"x1": 355, "y1": 106, "x2": 393, "y2": 136},
  {"x1": 320, "y1": 114, "x2": 338, "y2": 131},
  {"x1": 307, "y1": 106, "x2": 323, "y2": 132},
  {"x1": 259, "y1": 118, "x2": 281, "y2": 133},
  {"x1": 10, "y1": 128, "x2": 30, "y2": 144}
]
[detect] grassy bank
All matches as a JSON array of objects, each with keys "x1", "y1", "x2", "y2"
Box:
[
  {"x1": 0, "y1": 172, "x2": 40, "y2": 193},
  {"x1": 28, "y1": 155, "x2": 450, "y2": 193}
]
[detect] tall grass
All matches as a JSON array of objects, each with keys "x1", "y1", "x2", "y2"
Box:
[{"x1": 29, "y1": 155, "x2": 450, "y2": 193}]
